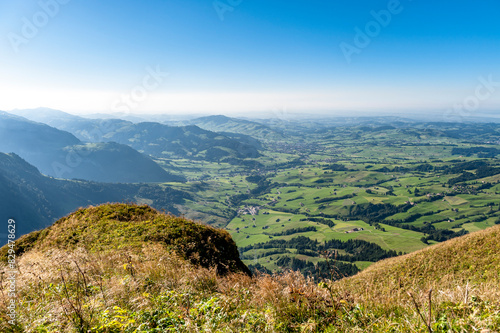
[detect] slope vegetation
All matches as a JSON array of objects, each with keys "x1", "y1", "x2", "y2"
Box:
[
  {"x1": 55, "y1": 142, "x2": 183, "y2": 183},
  {"x1": 3, "y1": 203, "x2": 250, "y2": 276},
  {"x1": 333, "y1": 224, "x2": 500, "y2": 300},
  {"x1": 0, "y1": 208, "x2": 499, "y2": 331},
  {"x1": 329, "y1": 224, "x2": 500, "y2": 331}
]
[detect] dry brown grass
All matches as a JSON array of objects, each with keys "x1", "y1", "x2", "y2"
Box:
[{"x1": 0, "y1": 244, "x2": 336, "y2": 332}]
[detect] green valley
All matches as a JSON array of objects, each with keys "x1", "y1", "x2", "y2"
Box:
[{"x1": 159, "y1": 119, "x2": 500, "y2": 278}]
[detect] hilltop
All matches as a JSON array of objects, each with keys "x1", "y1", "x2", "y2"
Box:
[
  {"x1": 0, "y1": 205, "x2": 499, "y2": 332},
  {"x1": 2, "y1": 203, "x2": 250, "y2": 276}
]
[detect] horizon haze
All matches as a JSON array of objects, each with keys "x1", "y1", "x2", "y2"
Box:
[{"x1": 1, "y1": 0, "x2": 499, "y2": 118}]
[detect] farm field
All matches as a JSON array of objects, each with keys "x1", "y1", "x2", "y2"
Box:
[{"x1": 166, "y1": 121, "x2": 500, "y2": 277}]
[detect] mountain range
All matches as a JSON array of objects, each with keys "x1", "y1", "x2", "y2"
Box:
[
  {"x1": 0, "y1": 112, "x2": 181, "y2": 183},
  {"x1": 9, "y1": 109, "x2": 262, "y2": 163}
]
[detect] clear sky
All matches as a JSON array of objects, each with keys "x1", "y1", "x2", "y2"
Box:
[{"x1": 0, "y1": 0, "x2": 499, "y2": 117}]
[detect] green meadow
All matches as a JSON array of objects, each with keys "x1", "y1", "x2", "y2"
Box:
[{"x1": 164, "y1": 123, "x2": 500, "y2": 274}]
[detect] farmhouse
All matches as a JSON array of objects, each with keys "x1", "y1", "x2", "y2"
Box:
[{"x1": 345, "y1": 227, "x2": 364, "y2": 234}]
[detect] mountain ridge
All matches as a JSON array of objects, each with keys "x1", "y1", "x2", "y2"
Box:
[
  {"x1": 0, "y1": 112, "x2": 181, "y2": 183},
  {"x1": 8, "y1": 109, "x2": 261, "y2": 163}
]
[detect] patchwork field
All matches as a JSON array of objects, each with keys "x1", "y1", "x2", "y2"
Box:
[{"x1": 165, "y1": 122, "x2": 500, "y2": 277}]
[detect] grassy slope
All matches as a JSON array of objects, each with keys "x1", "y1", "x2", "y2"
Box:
[
  {"x1": 0, "y1": 206, "x2": 499, "y2": 331},
  {"x1": 329, "y1": 224, "x2": 500, "y2": 331},
  {"x1": 333, "y1": 224, "x2": 500, "y2": 295}
]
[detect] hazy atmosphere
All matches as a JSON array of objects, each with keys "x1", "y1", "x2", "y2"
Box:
[{"x1": 1, "y1": 0, "x2": 500, "y2": 116}]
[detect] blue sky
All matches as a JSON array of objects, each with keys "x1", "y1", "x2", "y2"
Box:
[{"x1": 0, "y1": 0, "x2": 499, "y2": 117}]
